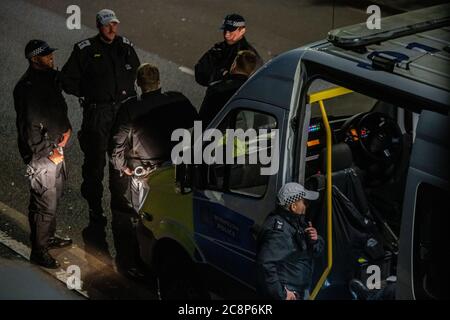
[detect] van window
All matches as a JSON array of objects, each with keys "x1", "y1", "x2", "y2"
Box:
[
  {"x1": 302, "y1": 80, "x2": 410, "y2": 187},
  {"x1": 413, "y1": 183, "x2": 450, "y2": 300},
  {"x1": 308, "y1": 80, "x2": 376, "y2": 119},
  {"x1": 203, "y1": 109, "x2": 277, "y2": 198}
]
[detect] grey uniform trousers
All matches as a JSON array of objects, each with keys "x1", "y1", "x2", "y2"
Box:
[{"x1": 27, "y1": 157, "x2": 65, "y2": 251}]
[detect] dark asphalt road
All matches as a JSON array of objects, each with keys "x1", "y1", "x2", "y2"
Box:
[
  {"x1": 28, "y1": 0, "x2": 386, "y2": 67},
  {"x1": 0, "y1": 0, "x2": 204, "y2": 255},
  {"x1": 0, "y1": 243, "x2": 84, "y2": 300}
]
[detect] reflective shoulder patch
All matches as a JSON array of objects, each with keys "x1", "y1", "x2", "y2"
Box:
[
  {"x1": 122, "y1": 37, "x2": 133, "y2": 47},
  {"x1": 273, "y1": 219, "x2": 284, "y2": 231},
  {"x1": 77, "y1": 39, "x2": 91, "y2": 50}
]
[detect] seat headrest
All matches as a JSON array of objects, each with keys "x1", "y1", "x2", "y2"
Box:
[{"x1": 321, "y1": 143, "x2": 353, "y2": 172}]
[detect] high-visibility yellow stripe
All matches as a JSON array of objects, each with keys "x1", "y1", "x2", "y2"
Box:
[{"x1": 308, "y1": 87, "x2": 353, "y2": 104}]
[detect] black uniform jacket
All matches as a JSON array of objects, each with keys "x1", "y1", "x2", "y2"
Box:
[
  {"x1": 61, "y1": 34, "x2": 140, "y2": 103},
  {"x1": 199, "y1": 73, "x2": 248, "y2": 127},
  {"x1": 194, "y1": 37, "x2": 262, "y2": 87},
  {"x1": 109, "y1": 89, "x2": 199, "y2": 172},
  {"x1": 256, "y1": 206, "x2": 324, "y2": 300},
  {"x1": 13, "y1": 67, "x2": 71, "y2": 164}
]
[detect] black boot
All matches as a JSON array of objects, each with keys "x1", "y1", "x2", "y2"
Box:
[
  {"x1": 48, "y1": 235, "x2": 73, "y2": 249},
  {"x1": 349, "y1": 279, "x2": 370, "y2": 300},
  {"x1": 30, "y1": 249, "x2": 60, "y2": 269}
]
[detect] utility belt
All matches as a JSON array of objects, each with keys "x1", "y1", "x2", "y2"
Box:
[
  {"x1": 80, "y1": 98, "x2": 120, "y2": 110},
  {"x1": 128, "y1": 161, "x2": 162, "y2": 178},
  {"x1": 132, "y1": 166, "x2": 156, "y2": 178}
]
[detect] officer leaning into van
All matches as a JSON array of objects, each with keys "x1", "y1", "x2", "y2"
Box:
[
  {"x1": 256, "y1": 182, "x2": 324, "y2": 300},
  {"x1": 13, "y1": 40, "x2": 73, "y2": 269},
  {"x1": 61, "y1": 9, "x2": 140, "y2": 224},
  {"x1": 199, "y1": 50, "x2": 258, "y2": 127},
  {"x1": 194, "y1": 13, "x2": 262, "y2": 87},
  {"x1": 109, "y1": 63, "x2": 198, "y2": 277},
  {"x1": 109, "y1": 63, "x2": 198, "y2": 212}
]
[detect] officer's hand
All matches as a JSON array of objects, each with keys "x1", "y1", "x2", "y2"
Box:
[
  {"x1": 58, "y1": 128, "x2": 72, "y2": 148},
  {"x1": 305, "y1": 222, "x2": 318, "y2": 242},
  {"x1": 48, "y1": 148, "x2": 64, "y2": 165},
  {"x1": 123, "y1": 167, "x2": 133, "y2": 176},
  {"x1": 285, "y1": 287, "x2": 297, "y2": 300}
]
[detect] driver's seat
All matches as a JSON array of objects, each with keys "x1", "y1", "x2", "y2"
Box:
[
  {"x1": 307, "y1": 143, "x2": 394, "y2": 298},
  {"x1": 322, "y1": 143, "x2": 371, "y2": 217},
  {"x1": 310, "y1": 143, "x2": 397, "y2": 249},
  {"x1": 307, "y1": 143, "x2": 371, "y2": 218}
]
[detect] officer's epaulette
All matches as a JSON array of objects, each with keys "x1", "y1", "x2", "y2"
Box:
[
  {"x1": 17, "y1": 70, "x2": 33, "y2": 86},
  {"x1": 122, "y1": 36, "x2": 134, "y2": 47},
  {"x1": 213, "y1": 41, "x2": 225, "y2": 50},
  {"x1": 273, "y1": 219, "x2": 284, "y2": 231},
  {"x1": 164, "y1": 90, "x2": 182, "y2": 97},
  {"x1": 17, "y1": 79, "x2": 32, "y2": 91},
  {"x1": 208, "y1": 79, "x2": 222, "y2": 87},
  {"x1": 164, "y1": 91, "x2": 189, "y2": 104},
  {"x1": 76, "y1": 39, "x2": 91, "y2": 50},
  {"x1": 122, "y1": 95, "x2": 138, "y2": 105}
]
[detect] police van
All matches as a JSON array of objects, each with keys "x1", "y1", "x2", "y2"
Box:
[{"x1": 136, "y1": 4, "x2": 450, "y2": 300}]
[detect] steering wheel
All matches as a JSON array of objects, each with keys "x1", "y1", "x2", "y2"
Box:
[{"x1": 356, "y1": 112, "x2": 403, "y2": 165}]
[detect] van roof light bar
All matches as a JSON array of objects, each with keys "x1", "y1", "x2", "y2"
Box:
[{"x1": 327, "y1": 4, "x2": 450, "y2": 49}]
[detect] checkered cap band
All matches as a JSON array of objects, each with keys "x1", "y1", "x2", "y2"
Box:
[
  {"x1": 284, "y1": 191, "x2": 306, "y2": 206},
  {"x1": 26, "y1": 44, "x2": 49, "y2": 59},
  {"x1": 96, "y1": 9, "x2": 120, "y2": 26},
  {"x1": 223, "y1": 20, "x2": 246, "y2": 27},
  {"x1": 277, "y1": 182, "x2": 318, "y2": 206}
]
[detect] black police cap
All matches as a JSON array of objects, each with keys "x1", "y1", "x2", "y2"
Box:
[
  {"x1": 25, "y1": 40, "x2": 57, "y2": 59},
  {"x1": 220, "y1": 14, "x2": 246, "y2": 32}
]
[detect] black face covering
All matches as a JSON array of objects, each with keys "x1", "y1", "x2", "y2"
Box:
[
  {"x1": 295, "y1": 215, "x2": 313, "y2": 251},
  {"x1": 295, "y1": 229, "x2": 308, "y2": 252},
  {"x1": 298, "y1": 214, "x2": 307, "y2": 227}
]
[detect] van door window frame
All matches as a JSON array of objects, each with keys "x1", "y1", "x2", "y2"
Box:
[{"x1": 197, "y1": 106, "x2": 279, "y2": 200}]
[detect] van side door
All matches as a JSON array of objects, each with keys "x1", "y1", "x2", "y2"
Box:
[
  {"x1": 192, "y1": 99, "x2": 287, "y2": 290},
  {"x1": 397, "y1": 110, "x2": 449, "y2": 299}
]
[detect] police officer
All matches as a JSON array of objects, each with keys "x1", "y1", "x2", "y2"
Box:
[
  {"x1": 256, "y1": 182, "x2": 324, "y2": 300},
  {"x1": 13, "y1": 40, "x2": 73, "y2": 269},
  {"x1": 194, "y1": 13, "x2": 262, "y2": 87},
  {"x1": 199, "y1": 50, "x2": 258, "y2": 127},
  {"x1": 109, "y1": 63, "x2": 198, "y2": 277},
  {"x1": 61, "y1": 9, "x2": 140, "y2": 223}
]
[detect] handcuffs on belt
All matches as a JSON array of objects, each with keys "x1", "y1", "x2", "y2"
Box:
[
  {"x1": 26, "y1": 165, "x2": 36, "y2": 177},
  {"x1": 133, "y1": 165, "x2": 157, "y2": 177},
  {"x1": 79, "y1": 97, "x2": 119, "y2": 109}
]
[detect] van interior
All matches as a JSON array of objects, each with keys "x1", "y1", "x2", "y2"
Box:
[{"x1": 302, "y1": 80, "x2": 418, "y2": 299}]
